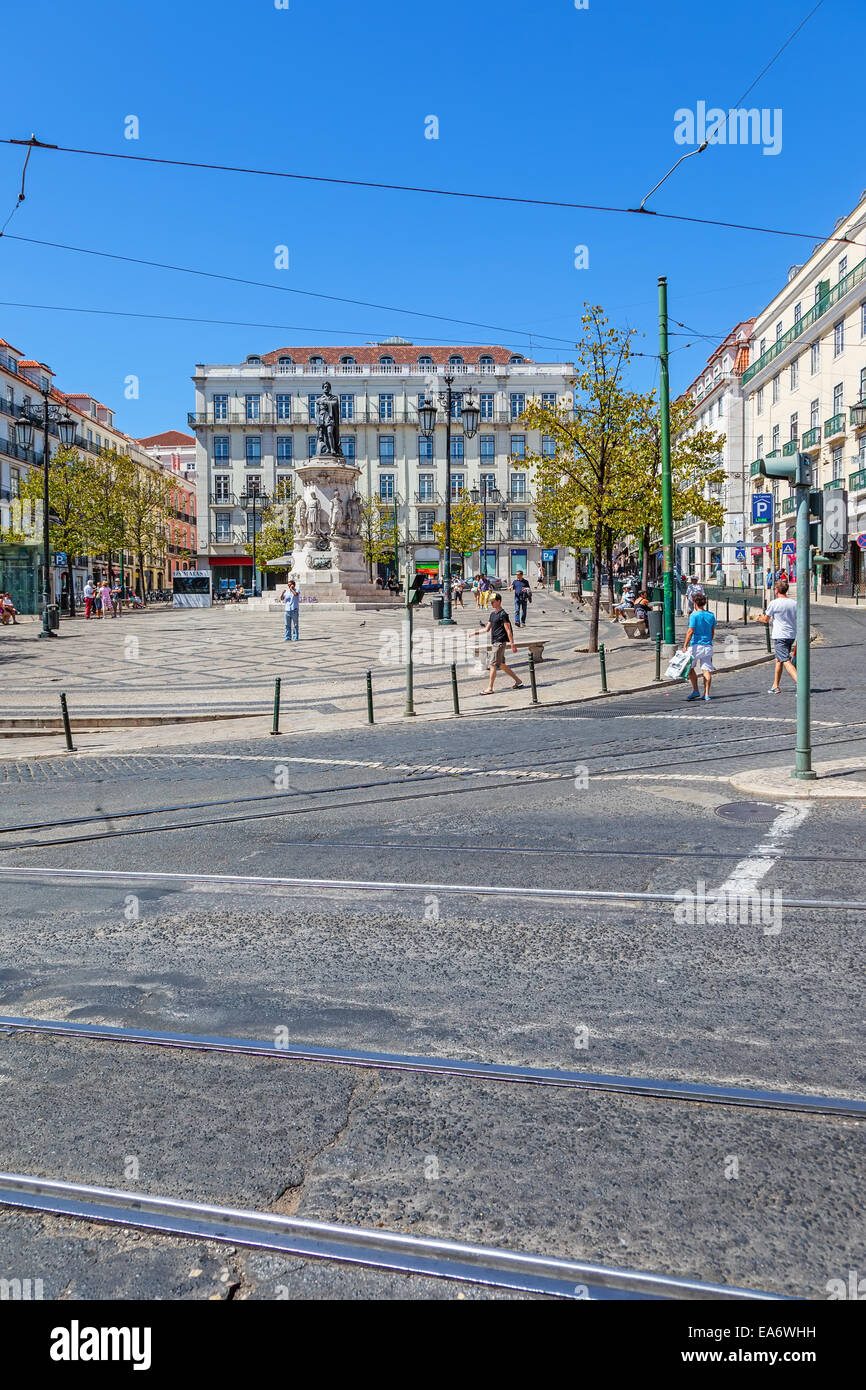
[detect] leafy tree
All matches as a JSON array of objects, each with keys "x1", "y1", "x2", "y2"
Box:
[
  {"x1": 432, "y1": 493, "x2": 483, "y2": 568},
  {"x1": 9, "y1": 446, "x2": 95, "y2": 616},
  {"x1": 359, "y1": 496, "x2": 397, "y2": 580},
  {"x1": 84, "y1": 449, "x2": 135, "y2": 587},
  {"x1": 246, "y1": 499, "x2": 294, "y2": 578},
  {"x1": 119, "y1": 456, "x2": 174, "y2": 601}
]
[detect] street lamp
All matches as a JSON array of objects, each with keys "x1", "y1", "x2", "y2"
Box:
[
  {"x1": 850, "y1": 398, "x2": 866, "y2": 429},
  {"x1": 15, "y1": 396, "x2": 76, "y2": 638},
  {"x1": 418, "y1": 381, "x2": 480, "y2": 623},
  {"x1": 470, "y1": 479, "x2": 501, "y2": 578},
  {"x1": 239, "y1": 485, "x2": 270, "y2": 596}
]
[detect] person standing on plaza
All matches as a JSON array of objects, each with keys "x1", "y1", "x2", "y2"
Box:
[
  {"x1": 83, "y1": 577, "x2": 95, "y2": 620},
  {"x1": 111, "y1": 580, "x2": 123, "y2": 617},
  {"x1": 477, "y1": 594, "x2": 523, "y2": 694},
  {"x1": 757, "y1": 576, "x2": 798, "y2": 693},
  {"x1": 685, "y1": 574, "x2": 704, "y2": 614},
  {"x1": 280, "y1": 579, "x2": 300, "y2": 641},
  {"x1": 99, "y1": 578, "x2": 113, "y2": 617},
  {"x1": 510, "y1": 570, "x2": 531, "y2": 628},
  {"x1": 682, "y1": 592, "x2": 716, "y2": 701}
]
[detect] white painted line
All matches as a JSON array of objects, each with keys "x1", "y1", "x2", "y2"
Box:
[{"x1": 715, "y1": 803, "x2": 811, "y2": 900}]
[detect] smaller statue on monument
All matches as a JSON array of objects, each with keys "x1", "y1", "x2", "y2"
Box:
[
  {"x1": 328, "y1": 492, "x2": 345, "y2": 537},
  {"x1": 293, "y1": 495, "x2": 307, "y2": 539},
  {"x1": 305, "y1": 488, "x2": 321, "y2": 537},
  {"x1": 315, "y1": 382, "x2": 342, "y2": 457},
  {"x1": 347, "y1": 492, "x2": 362, "y2": 537}
]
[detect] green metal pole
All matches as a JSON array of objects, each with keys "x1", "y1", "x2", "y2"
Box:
[
  {"x1": 658, "y1": 277, "x2": 675, "y2": 655},
  {"x1": 404, "y1": 603, "x2": 415, "y2": 716},
  {"x1": 393, "y1": 498, "x2": 399, "y2": 583},
  {"x1": 450, "y1": 662, "x2": 460, "y2": 716},
  {"x1": 599, "y1": 643, "x2": 608, "y2": 693},
  {"x1": 366, "y1": 669, "x2": 374, "y2": 724},
  {"x1": 270, "y1": 677, "x2": 282, "y2": 735},
  {"x1": 793, "y1": 485, "x2": 815, "y2": 779}
]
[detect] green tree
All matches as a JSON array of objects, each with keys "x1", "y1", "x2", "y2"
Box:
[
  {"x1": 120, "y1": 456, "x2": 174, "y2": 601},
  {"x1": 359, "y1": 496, "x2": 396, "y2": 580},
  {"x1": 84, "y1": 449, "x2": 135, "y2": 587},
  {"x1": 432, "y1": 493, "x2": 483, "y2": 568},
  {"x1": 9, "y1": 446, "x2": 95, "y2": 616},
  {"x1": 246, "y1": 498, "x2": 294, "y2": 578}
]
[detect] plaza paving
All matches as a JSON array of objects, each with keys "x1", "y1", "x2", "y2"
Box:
[{"x1": 0, "y1": 591, "x2": 776, "y2": 759}]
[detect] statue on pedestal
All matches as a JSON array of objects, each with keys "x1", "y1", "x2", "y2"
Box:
[
  {"x1": 305, "y1": 489, "x2": 321, "y2": 537},
  {"x1": 347, "y1": 493, "x2": 362, "y2": 537},
  {"x1": 293, "y1": 495, "x2": 307, "y2": 539},
  {"x1": 315, "y1": 382, "x2": 342, "y2": 457},
  {"x1": 328, "y1": 492, "x2": 345, "y2": 537}
]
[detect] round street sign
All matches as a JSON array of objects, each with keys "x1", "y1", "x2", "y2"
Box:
[{"x1": 857, "y1": 533, "x2": 866, "y2": 550}]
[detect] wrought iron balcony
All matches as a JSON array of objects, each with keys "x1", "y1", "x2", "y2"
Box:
[
  {"x1": 824, "y1": 413, "x2": 845, "y2": 439},
  {"x1": 801, "y1": 426, "x2": 821, "y2": 450}
]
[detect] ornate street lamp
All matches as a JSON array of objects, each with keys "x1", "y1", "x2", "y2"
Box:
[
  {"x1": 239, "y1": 486, "x2": 271, "y2": 597},
  {"x1": 417, "y1": 379, "x2": 479, "y2": 622},
  {"x1": 470, "y1": 480, "x2": 501, "y2": 578},
  {"x1": 15, "y1": 400, "x2": 78, "y2": 637},
  {"x1": 850, "y1": 398, "x2": 866, "y2": 429}
]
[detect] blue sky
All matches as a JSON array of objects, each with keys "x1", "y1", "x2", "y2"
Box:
[{"x1": 0, "y1": 0, "x2": 862, "y2": 436}]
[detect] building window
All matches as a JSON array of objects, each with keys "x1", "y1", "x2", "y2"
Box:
[
  {"x1": 309, "y1": 356, "x2": 324, "y2": 367},
  {"x1": 245, "y1": 437, "x2": 261, "y2": 463},
  {"x1": 833, "y1": 382, "x2": 844, "y2": 414},
  {"x1": 541, "y1": 392, "x2": 556, "y2": 410},
  {"x1": 343, "y1": 437, "x2": 356, "y2": 460},
  {"x1": 510, "y1": 434, "x2": 526, "y2": 460},
  {"x1": 448, "y1": 355, "x2": 463, "y2": 367},
  {"x1": 307, "y1": 435, "x2": 317, "y2": 458},
  {"x1": 379, "y1": 435, "x2": 395, "y2": 462},
  {"x1": 378, "y1": 393, "x2": 393, "y2": 420},
  {"x1": 213, "y1": 474, "x2": 231, "y2": 502},
  {"x1": 771, "y1": 374, "x2": 780, "y2": 404},
  {"x1": 756, "y1": 435, "x2": 763, "y2": 457},
  {"x1": 811, "y1": 342, "x2": 820, "y2": 375},
  {"x1": 418, "y1": 435, "x2": 433, "y2": 460},
  {"x1": 839, "y1": 256, "x2": 848, "y2": 280},
  {"x1": 759, "y1": 338, "x2": 766, "y2": 356},
  {"x1": 510, "y1": 511, "x2": 527, "y2": 540},
  {"x1": 275, "y1": 474, "x2": 292, "y2": 500},
  {"x1": 277, "y1": 436, "x2": 293, "y2": 461},
  {"x1": 451, "y1": 473, "x2": 465, "y2": 499},
  {"x1": 789, "y1": 413, "x2": 798, "y2": 442},
  {"x1": 378, "y1": 473, "x2": 395, "y2": 500},
  {"x1": 834, "y1": 320, "x2": 845, "y2": 357},
  {"x1": 509, "y1": 354, "x2": 524, "y2": 364},
  {"x1": 510, "y1": 393, "x2": 525, "y2": 420},
  {"x1": 213, "y1": 436, "x2": 229, "y2": 461},
  {"x1": 790, "y1": 357, "x2": 799, "y2": 391},
  {"x1": 417, "y1": 355, "x2": 434, "y2": 368},
  {"x1": 276, "y1": 394, "x2": 292, "y2": 420},
  {"x1": 861, "y1": 302, "x2": 866, "y2": 337},
  {"x1": 485, "y1": 511, "x2": 497, "y2": 540},
  {"x1": 480, "y1": 472, "x2": 497, "y2": 496},
  {"x1": 775, "y1": 321, "x2": 783, "y2": 342},
  {"x1": 810, "y1": 399, "x2": 819, "y2": 430},
  {"x1": 418, "y1": 473, "x2": 435, "y2": 501},
  {"x1": 247, "y1": 511, "x2": 263, "y2": 541},
  {"x1": 793, "y1": 302, "x2": 802, "y2": 323},
  {"x1": 541, "y1": 434, "x2": 555, "y2": 458},
  {"x1": 832, "y1": 446, "x2": 843, "y2": 480},
  {"x1": 771, "y1": 424, "x2": 780, "y2": 451},
  {"x1": 307, "y1": 394, "x2": 317, "y2": 421},
  {"x1": 480, "y1": 435, "x2": 495, "y2": 461},
  {"x1": 510, "y1": 473, "x2": 526, "y2": 500},
  {"x1": 418, "y1": 511, "x2": 435, "y2": 540},
  {"x1": 450, "y1": 436, "x2": 464, "y2": 461},
  {"x1": 450, "y1": 393, "x2": 463, "y2": 421},
  {"x1": 860, "y1": 366, "x2": 866, "y2": 403},
  {"x1": 340, "y1": 355, "x2": 355, "y2": 366},
  {"x1": 756, "y1": 387, "x2": 763, "y2": 415},
  {"x1": 213, "y1": 394, "x2": 228, "y2": 421},
  {"x1": 245, "y1": 394, "x2": 260, "y2": 421},
  {"x1": 379, "y1": 355, "x2": 394, "y2": 366},
  {"x1": 278, "y1": 356, "x2": 293, "y2": 366},
  {"x1": 480, "y1": 393, "x2": 495, "y2": 421},
  {"x1": 340, "y1": 394, "x2": 354, "y2": 421},
  {"x1": 214, "y1": 511, "x2": 232, "y2": 541}
]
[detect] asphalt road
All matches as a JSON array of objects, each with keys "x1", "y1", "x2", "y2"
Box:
[{"x1": 0, "y1": 605, "x2": 863, "y2": 1300}]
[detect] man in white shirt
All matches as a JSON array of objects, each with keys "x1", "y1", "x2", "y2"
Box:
[
  {"x1": 83, "y1": 578, "x2": 96, "y2": 620},
  {"x1": 685, "y1": 576, "x2": 704, "y2": 614},
  {"x1": 757, "y1": 577, "x2": 797, "y2": 692}
]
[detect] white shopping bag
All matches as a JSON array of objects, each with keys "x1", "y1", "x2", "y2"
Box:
[{"x1": 664, "y1": 649, "x2": 692, "y2": 681}]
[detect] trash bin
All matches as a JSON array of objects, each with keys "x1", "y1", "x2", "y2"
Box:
[
  {"x1": 431, "y1": 597, "x2": 444, "y2": 621},
  {"x1": 554, "y1": 579, "x2": 561, "y2": 593},
  {"x1": 647, "y1": 608, "x2": 662, "y2": 641},
  {"x1": 44, "y1": 603, "x2": 60, "y2": 631}
]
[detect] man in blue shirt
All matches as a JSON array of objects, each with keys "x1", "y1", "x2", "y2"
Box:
[
  {"x1": 510, "y1": 570, "x2": 531, "y2": 627},
  {"x1": 682, "y1": 592, "x2": 716, "y2": 701},
  {"x1": 280, "y1": 579, "x2": 300, "y2": 641}
]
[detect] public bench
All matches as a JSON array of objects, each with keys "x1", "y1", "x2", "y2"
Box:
[{"x1": 471, "y1": 637, "x2": 547, "y2": 663}]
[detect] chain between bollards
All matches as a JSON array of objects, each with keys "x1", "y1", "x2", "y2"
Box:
[
  {"x1": 654, "y1": 634, "x2": 662, "y2": 681},
  {"x1": 598, "y1": 643, "x2": 608, "y2": 693},
  {"x1": 450, "y1": 662, "x2": 460, "y2": 716},
  {"x1": 59, "y1": 692, "x2": 76, "y2": 752},
  {"x1": 270, "y1": 676, "x2": 282, "y2": 735},
  {"x1": 527, "y1": 651, "x2": 538, "y2": 704},
  {"x1": 366, "y1": 669, "x2": 374, "y2": 724}
]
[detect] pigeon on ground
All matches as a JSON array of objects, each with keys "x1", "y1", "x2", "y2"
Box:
[{"x1": 359, "y1": 620, "x2": 366, "y2": 627}]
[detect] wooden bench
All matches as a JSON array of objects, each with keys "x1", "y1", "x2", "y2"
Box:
[{"x1": 471, "y1": 638, "x2": 547, "y2": 662}]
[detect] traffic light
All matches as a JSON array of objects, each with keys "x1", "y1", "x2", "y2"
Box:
[
  {"x1": 757, "y1": 452, "x2": 811, "y2": 487},
  {"x1": 407, "y1": 572, "x2": 425, "y2": 605}
]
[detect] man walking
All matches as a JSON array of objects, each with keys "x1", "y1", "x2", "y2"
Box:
[
  {"x1": 685, "y1": 574, "x2": 704, "y2": 614},
  {"x1": 682, "y1": 592, "x2": 716, "y2": 701},
  {"x1": 510, "y1": 570, "x2": 531, "y2": 627},
  {"x1": 280, "y1": 579, "x2": 300, "y2": 641},
  {"x1": 757, "y1": 576, "x2": 797, "y2": 692},
  {"x1": 478, "y1": 593, "x2": 523, "y2": 695}
]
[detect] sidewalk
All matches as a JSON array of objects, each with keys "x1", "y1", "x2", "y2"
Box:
[{"x1": 0, "y1": 592, "x2": 775, "y2": 758}]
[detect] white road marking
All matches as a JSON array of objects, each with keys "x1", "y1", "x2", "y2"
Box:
[{"x1": 715, "y1": 803, "x2": 811, "y2": 899}]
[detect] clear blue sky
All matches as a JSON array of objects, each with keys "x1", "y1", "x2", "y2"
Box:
[{"x1": 1, "y1": 0, "x2": 862, "y2": 436}]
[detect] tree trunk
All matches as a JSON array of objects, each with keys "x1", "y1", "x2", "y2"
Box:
[
  {"x1": 137, "y1": 551, "x2": 147, "y2": 603},
  {"x1": 66, "y1": 558, "x2": 76, "y2": 618},
  {"x1": 588, "y1": 525, "x2": 604, "y2": 652},
  {"x1": 641, "y1": 526, "x2": 650, "y2": 591}
]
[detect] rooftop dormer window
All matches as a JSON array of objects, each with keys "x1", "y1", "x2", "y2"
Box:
[
  {"x1": 278, "y1": 356, "x2": 293, "y2": 365},
  {"x1": 379, "y1": 355, "x2": 394, "y2": 364},
  {"x1": 448, "y1": 355, "x2": 464, "y2": 366},
  {"x1": 509, "y1": 355, "x2": 524, "y2": 364},
  {"x1": 340, "y1": 355, "x2": 356, "y2": 365},
  {"x1": 417, "y1": 356, "x2": 434, "y2": 367}
]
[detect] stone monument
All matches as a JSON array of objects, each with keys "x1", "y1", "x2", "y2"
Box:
[{"x1": 284, "y1": 381, "x2": 399, "y2": 608}]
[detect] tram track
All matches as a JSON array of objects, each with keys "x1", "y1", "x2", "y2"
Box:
[{"x1": 2, "y1": 1014, "x2": 863, "y2": 1117}]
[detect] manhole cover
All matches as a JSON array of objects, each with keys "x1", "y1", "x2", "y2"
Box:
[{"x1": 714, "y1": 802, "x2": 781, "y2": 824}]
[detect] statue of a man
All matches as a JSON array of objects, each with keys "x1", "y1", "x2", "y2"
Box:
[
  {"x1": 293, "y1": 495, "x2": 307, "y2": 538},
  {"x1": 347, "y1": 493, "x2": 362, "y2": 536},
  {"x1": 328, "y1": 492, "x2": 344, "y2": 536},
  {"x1": 315, "y1": 382, "x2": 342, "y2": 456},
  {"x1": 305, "y1": 489, "x2": 320, "y2": 536}
]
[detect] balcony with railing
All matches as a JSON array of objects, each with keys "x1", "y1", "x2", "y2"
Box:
[
  {"x1": 209, "y1": 527, "x2": 248, "y2": 546},
  {"x1": 849, "y1": 466, "x2": 866, "y2": 492},
  {"x1": 208, "y1": 493, "x2": 238, "y2": 507},
  {"x1": 741, "y1": 254, "x2": 866, "y2": 384},
  {"x1": 414, "y1": 491, "x2": 442, "y2": 504},
  {"x1": 782, "y1": 439, "x2": 799, "y2": 456},
  {"x1": 824, "y1": 414, "x2": 845, "y2": 440},
  {"x1": 750, "y1": 459, "x2": 762, "y2": 476},
  {"x1": 781, "y1": 496, "x2": 796, "y2": 515},
  {"x1": 801, "y1": 426, "x2": 822, "y2": 450},
  {"x1": 824, "y1": 477, "x2": 845, "y2": 490}
]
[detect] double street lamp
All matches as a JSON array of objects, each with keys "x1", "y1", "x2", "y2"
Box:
[
  {"x1": 240, "y1": 485, "x2": 270, "y2": 597},
  {"x1": 469, "y1": 480, "x2": 503, "y2": 578},
  {"x1": 15, "y1": 393, "x2": 77, "y2": 638},
  {"x1": 418, "y1": 377, "x2": 479, "y2": 623}
]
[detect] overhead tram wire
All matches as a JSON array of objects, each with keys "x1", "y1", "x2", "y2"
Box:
[{"x1": 0, "y1": 135, "x2": 858, "y2": 249}]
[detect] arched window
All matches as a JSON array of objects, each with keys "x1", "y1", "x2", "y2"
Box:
[
  {"x1": 309, "y1": 355, "x2": 324, "y2": 366},
  {"x1": 449, "y1": 355, "x2": 464, "y2": 366},
  {"x1": 417, "y1": 356, "x2": 434, "y2": 367},
  {"x1": 278, "y1": 356, "x2": 293, "y2": 365},
  {"x1": 479, "y1": 355, "x2": 494, "y2": 365},
  {"x1": 509, "y1": 355, "x2": 524, "y2": 364},
  {"x1": 379, "y1": 355, "x2": 394, "y2": 365},
  {"x1": 340, "y1": 355, "x2": 356, "y2": 365},
  {"x1": 246, "y1": 354, "x2": 262, "y2": 365}
]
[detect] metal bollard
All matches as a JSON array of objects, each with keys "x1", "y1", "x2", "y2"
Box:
[
  {"x1": 527, "y1": 651, "x2": 538, "y2": 704},
  {"x1": 270, "y1": 676, "x2": 282, "y2": 735},
  {"x1": 59, "y1": 692, "x2": 76, "y2": 752},
  {"x1": 835, "y1": 585, "x2": 839, "y2": 604},
  {"x1": 450, "y1": 662, "x2": 460, "y2": 716},
  {"x1": 764, "y1": 621, "x2": 771, "y2": 652},
  {"x1": 654, "y1": 634, "x2": 662, "y2": 681},
  {"x1": 743, "y1": 599, "x2": 748, "y2": 626},
  {"x1": 366, "y1": 669, "x2": 374, "y2": 724},
  {"x1": 599, "y1": 643, "x2": 608, "y2": 693},
  {"x1": 726, "y1": 599, "x2": 730, "y2": 623}
]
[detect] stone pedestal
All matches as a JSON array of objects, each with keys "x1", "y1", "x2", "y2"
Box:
[{"x1": 287, "y1": 454, "x2": 399, "y2": 609}]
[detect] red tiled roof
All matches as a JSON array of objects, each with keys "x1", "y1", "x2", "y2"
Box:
[
  {"x1": 136, "y1": 430, "x2": 196, "y2": 447},
  {"x1": 261, "y1": 344, "x2": 529, "y2": 366},
  {"x1": 0, "y1": 337, "x2": 23, "y2": 354},
  {"x1": 17, "y1": 359, "x2": 51, "y2": 370}
]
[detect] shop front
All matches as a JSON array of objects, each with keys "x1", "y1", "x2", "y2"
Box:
[
  {"x1": 0, "y1": 542, "x2": 39, "y2": 614},
  {"x1": 509, "y1": 547, "x2": 528, "y2": 578},
  {"x1": 208, "y1": 554, "x2": 254, "y2": 595},
  {"x1": 413, "y1": 547, "x2": 440, "y2": 583}
]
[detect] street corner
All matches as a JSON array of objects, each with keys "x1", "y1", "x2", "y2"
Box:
[{"x1": 730, "y1": 759, "x2": 866, "y2": 800}]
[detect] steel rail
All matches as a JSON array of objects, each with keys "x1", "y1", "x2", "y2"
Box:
[
  {"x1": 2, "y1": 863, "x2": 865, "y2": 913},
  {"x1": 0, "y1": 1171, "x2": 787, "y2": 1299},
  {"x1": 269, "y1": 837, "x2": 866, "y2": 866},
  {"x1": 2, "y1": 1014, "x2": 863, "y2": 1118}
]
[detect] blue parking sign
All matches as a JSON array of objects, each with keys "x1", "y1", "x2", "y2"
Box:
[
  {"x1": 751, "y1": 493, "x2": 774, "y2": 525},
  {"x1": 734, "y1": 545, "x2": 746, "y2": 562}
]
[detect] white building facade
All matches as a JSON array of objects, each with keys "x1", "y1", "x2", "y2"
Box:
[
  {"x1": 742, "y1": 190, "x2": 866, "y2": 589},
  {"x1": 189, "y1": 341, "x2": 575, "y2": 589}
]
